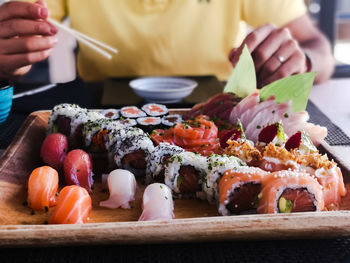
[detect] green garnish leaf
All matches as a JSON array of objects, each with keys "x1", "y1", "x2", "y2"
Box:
[
  {"x1": 260, "y1": 72, "x2": 316, "y2": 112},
  {"x1": 223, "y1": 45, "x2": 256, "y2": 97}
]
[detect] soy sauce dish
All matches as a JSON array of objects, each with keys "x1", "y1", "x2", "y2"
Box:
[{"x1": 129, "y1": 77, "x2": 197, "y2": 103}]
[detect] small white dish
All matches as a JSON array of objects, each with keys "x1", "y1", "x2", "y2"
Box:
[{"x1": 129, "y1": 77, "x2": 197, "y2": 103}]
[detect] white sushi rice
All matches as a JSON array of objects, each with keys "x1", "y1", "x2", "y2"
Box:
[
  {"x1": 146, "y1": 142, "x2": 185, "y2": 184},
  {"x1": 203, "y1": 155, "x2": 246, "y2": 204},
  {"x1": 164, "y1": 152, "x2": 207, "y2": 194}
]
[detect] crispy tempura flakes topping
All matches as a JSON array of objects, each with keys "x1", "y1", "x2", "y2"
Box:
[
  {"x1": 262, "y1": 143, "x2": 298, "y2": 163},
  {"x1": 225, "y1": 139, "x2": 262, "y2": 166},
  {"x1": 298, "y1": 152, "x2": 336, "y2": 170}
]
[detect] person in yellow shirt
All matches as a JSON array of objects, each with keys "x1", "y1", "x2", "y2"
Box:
[{"x1": 0, "y1": 0, "x2": 333, "y2": 86}]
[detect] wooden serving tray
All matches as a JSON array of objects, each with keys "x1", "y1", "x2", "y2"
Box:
[{"x1": 1, "y1": 111, "x2": 350, "y2": 247}]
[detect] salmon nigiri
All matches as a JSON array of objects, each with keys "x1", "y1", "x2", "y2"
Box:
[
  {"x1": 27, "y1": 166, "x2": 59, "y2": 211},
  {"x1": 50, "y1": 185, "x2": 92, "y2": 224}
]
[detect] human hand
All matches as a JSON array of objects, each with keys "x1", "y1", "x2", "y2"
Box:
[
  {"x1": 229, "y1": 24, "x2": 309, "y2": 88},
  {"x1": 0, "y1": 0, "x2": 57, "y2": 80}
]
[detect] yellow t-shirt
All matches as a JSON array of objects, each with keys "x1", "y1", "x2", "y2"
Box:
[{"x1": 45, "y1": 0, "x2": 306, "y2": 82}]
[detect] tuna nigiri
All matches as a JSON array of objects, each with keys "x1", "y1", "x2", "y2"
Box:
[
  {"x1": 139, "y1": 183, "x2": 174, "y2": 221},
  {"x1": 27, "y1": 166, "x2": 58, "y2": 211},
  {"x1": 50, "y1": 185, "x2": 92, "y2": 224},
  {"x1": 100, "y1": 169, "x2": 137, "y2": 209}
]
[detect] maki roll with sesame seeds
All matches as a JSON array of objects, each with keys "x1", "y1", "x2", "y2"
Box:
[
  {"x1": 82, "y1": 118, "x2": 124, "y2": 153},
  {"x1": 218, "y1": 167, "x2": 269, "y2": 215},
  {"x1": 48, "y1": 104, "x2": 105, "y2": 148},
  {"x1": 115, "y1": 118, "x2": 137, "y2": 128},
  {"x1": 108, "y1": 127, "x2": 155, "y2": 177},
  {"x1": 142, "y1": 103, "x2": 168, "y2": 117},
  {"x1": 161, "y1": 114, "x2": 182, "y2": 128},
  {"x1": 202, "y1": 154, "x2": 246, "y2": 203},
  {"x1": 146, "y1": 142, "x2": 185, "y2": 184},
  {"x1": 120, "y1": 106, "x2": 146, "y2": 119},
  {"x1": 137, "y1": 116, "x2": 162, "y2": 133},
  {"x1": 257, "y1": 171, "x2": 324, "y2": 214},
  {"x1": 100, "y1": 109, "x2": 120, "y2": 120},
  {"x1": 164, "y1": 151, "x2": 207, "y2": 197}
]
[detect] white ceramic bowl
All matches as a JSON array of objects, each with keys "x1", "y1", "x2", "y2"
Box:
[{"x1": 129, "y1": 77, "x2": 197, "y2": 103}]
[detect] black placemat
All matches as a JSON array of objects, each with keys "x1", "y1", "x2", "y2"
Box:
[
  {"x1": 1, "y1": 237, "x2": 350, "y2": 263},
  {"x1": 307, "y1": 100, "x2": 350, "y2": 146}
]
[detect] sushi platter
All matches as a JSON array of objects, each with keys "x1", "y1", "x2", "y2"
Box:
[{"x1": 1, "y1": 96, "x2": 350, "y2": 246}]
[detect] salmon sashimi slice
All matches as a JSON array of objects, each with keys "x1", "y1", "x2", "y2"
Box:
[
  {"x1": 27, "y1": 166, "x2": 59, "y2": 211},
  {"x1": 50, "y1": 185, "x2": 92, "y2": 224},
  {"x1": 257, "y1": 171, "x2": 324, "y2": 214},
  {"x1": 218, "y1": 167, "x2": 269, "y2": 215}
]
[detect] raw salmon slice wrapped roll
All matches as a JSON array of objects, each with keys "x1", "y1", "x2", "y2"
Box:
[
  {"x1": 218, "y1": 167, "x2": 269, "y2": 215},
  {"x1": 298, "y1": 152, "x2": 346, "y2": 209},
  {"x1": 50, "y1": 185, "x2": 92, "y2": 224},
  {"x1": 257, "y1": 171, "x2": 324, "y2": 214},
  {"x1": 315, "y1": 167, "x2": 346, "y2": 209},
  {"x1": 100, "y1": 169, "x2": 137, "y2": 209},
  {"x1": 139, "y1": 183, "x2": 174, "y2": 221},
  {"x1": 27, "y1": 166, "x2": 59, "y2": 211}
]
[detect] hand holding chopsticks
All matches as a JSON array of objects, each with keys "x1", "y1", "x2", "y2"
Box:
[{"x1": 4, "y1": 0, "x2": 118, "y2": 60}]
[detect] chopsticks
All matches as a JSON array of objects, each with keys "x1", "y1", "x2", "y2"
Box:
[
  {"x1": 47, "y1": 18, "x2": 118, "y2": 60},
  {"x1": 13, "y1": 84, "x2": 57, "y2": 99}
]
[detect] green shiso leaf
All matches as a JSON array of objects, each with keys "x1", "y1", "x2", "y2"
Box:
[
  {"x1": 223, "y1": 45, "x2": 256, "y2": 97},
  {"x1": 259, "y1": 72, "x2": 316, "y2": 112}
]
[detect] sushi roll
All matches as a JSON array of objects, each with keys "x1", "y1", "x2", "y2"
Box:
[
  {"x1": 203, "y1": 154, "x2": 246, "y2": 203},
  {"x1": 83, "y1": 118, "x2": 124, "y2": 153},
  {"x1": 142, "y1": 103, "x2": 168, "y2": 117},
  {"x1": 108, "y1": 127, "x2": 155, "y2": 176},
  {"x1": 48, "y1": 104, "x2": 105, "y2": 148},
  {"x1": 257, "y1": 170, "x2": 324, "y2": 214},
  {"x1": 100, "y1": 109, "x2": 120, "y2": 120},
  {"x1": 136, "y1": 116, "x2": 162, "y2": 133},
  {"x1": 218, "y1": 167, "x2": 269, "y2": 215},
  {"x1": 161, "y1": 114, "x2": 182, "y2": 128},
  {"x1": 139, "y1": 183, "x2": 174, "y2": 221},
  {"x1": 120, "y1": 106, "x2": 146, "y2": 119},
  {"x1": 298, "y1": 152, "x2": 346, "y2": 210},
  {"x1": 115, "y1": 118, "x2": 137, "y2": 127},
  {"x1": 164, "y1": 151, "x2": 207, "y2": 196},
  {"x1": 146, "y1": 142, "x2": 185, "y2": 184}
]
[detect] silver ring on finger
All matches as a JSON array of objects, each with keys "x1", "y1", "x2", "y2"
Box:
[{"x1": 276, "y1": 55, "x2": 286, "y2": 64}]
